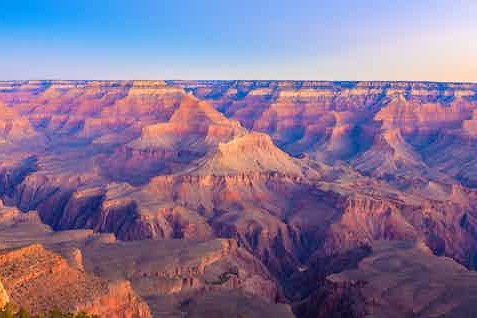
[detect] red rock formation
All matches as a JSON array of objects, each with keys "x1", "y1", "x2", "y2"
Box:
[
  {"x1": 81, "y1": 238, "x2": 285, "y2": 317},
  {"x1": 1, "y1": 80, "x2": 477, "y2": 317},
  {"x1": 323, "y1": 241, "x2": 477, "y2": 318},
  {"x1": 0, "y1": 103, "x2": 39, "y2": 144},
  {"x1": 0, "y1": 280, "x2": 8, "y2": 309},
  {"x1": 0, "y1": 244, "x2": 151, "y2": 317}
]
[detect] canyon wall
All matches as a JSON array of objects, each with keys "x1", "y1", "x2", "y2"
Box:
[
  {"x1": 0, "y1": 243, "x2": 151, "y2": 317},
  {"x1": 1, "y1": 80, "x2": 477, "y2": 317}
]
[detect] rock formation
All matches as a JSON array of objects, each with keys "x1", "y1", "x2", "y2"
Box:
[
  {"x1": 322, "y1": 241, "x2": 477, "y2": 317},
  {"x1": 0, "y1": 280, "x2": 8, "y2": 309},
  {"x1": 0, "y1": 244, "x2": 151, "y2": 317},
  {"x1": 0, "y1": 80, "x2": 477, "y2": 317},
  {"x1": 0, "y1": 202, "x2": 289, "y2": 317}
]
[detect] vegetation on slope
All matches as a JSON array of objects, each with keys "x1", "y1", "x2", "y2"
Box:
[{"x1": 0, "y1": 304, "x2": 99, "y2": 318}]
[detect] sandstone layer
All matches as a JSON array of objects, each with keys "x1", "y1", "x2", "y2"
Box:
[
  {"x1": 0, "y1": 202, "x2": 289, "y2": 317},
  {"x1": 0, "y1": 243, "x2": 151, "y2": 318},
  {"x1": 0, "y1": 80, "x2": 477, "y2": 317}
]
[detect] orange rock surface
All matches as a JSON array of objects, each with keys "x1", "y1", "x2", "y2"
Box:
[
  {"x1": 0, "y1": 244, "x2": 151, "y2": 317},
  {"x1": 1, "y1": 80, "x2": 477, "y2": 317}
]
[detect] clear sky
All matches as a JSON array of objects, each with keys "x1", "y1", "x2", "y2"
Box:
[{"x1": 1, "y1": 0, "x2": 476, "y2": 81}]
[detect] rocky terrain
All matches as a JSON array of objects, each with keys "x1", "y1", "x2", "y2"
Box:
[
  {"x1": 295, "y1": 240, "x2": 477, "y2": 318},
  {"x1": 0, "y1": 80, "x2": 476, "y2": 317},
  {"x1": 0, "y1": 244, "x2": 150, "y2": 318},
  {"x1": 0, "y1": 200, "x2": 290, "y2": 317}
]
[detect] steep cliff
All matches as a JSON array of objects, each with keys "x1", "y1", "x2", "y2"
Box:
[
  {"x1": 81, "y1": 238, "x2": 285, "y2": 317},
  {"x1": 1, "y1": 80, "x2": 477, "y2": 317},
  {"x1": 0, "y1": 244, "x2": 151, "y2": 317},
  {"x1": 324, "y1": 241, "x2": 477, "y2": 317}
]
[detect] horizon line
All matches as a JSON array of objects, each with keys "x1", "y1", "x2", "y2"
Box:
[{"x1": 1, "y1": 79, "x2": 476, "y2": 85}]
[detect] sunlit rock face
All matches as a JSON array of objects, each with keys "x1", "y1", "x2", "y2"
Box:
[
  {"x1": 0, "y1": 243, "x2": 151, "y2": 318},
  {"x1": 0, "y1": 203, "x2": 288, "y2": 317},
  {"x1": 0, "y1": 80, "x2": 477, "y2": 317},
  {"x1": 0, "y1": 280, "x2": 8, "y2": 309}
]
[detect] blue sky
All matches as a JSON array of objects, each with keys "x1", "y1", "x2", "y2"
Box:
[{"x1": 0, "y1": 0, "x2": 476, "y2": 81}]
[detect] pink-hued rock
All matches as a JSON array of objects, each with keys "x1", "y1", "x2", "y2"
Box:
[
  {"x1": 1, "y1": 80, "x2": 477, "y2": 317},
  {"x1": 0, "y1": 244, "x2": 151, "y2": 318}
]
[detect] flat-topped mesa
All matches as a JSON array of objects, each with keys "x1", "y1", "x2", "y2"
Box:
[{"x1": 127, "y1": 82, "x2": 184, "y2": 97}]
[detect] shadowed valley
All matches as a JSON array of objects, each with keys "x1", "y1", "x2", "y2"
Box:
[{"x1": 1, "y1": 80, "x2": 477, "y2": 317}]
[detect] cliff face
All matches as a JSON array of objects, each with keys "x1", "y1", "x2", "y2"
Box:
[
  {"x1": 0, "y1": 280, "x2": 8, "y2": 309},
  {"x1": 0, "y1": 244, "x2": 151, "y2": 318},
  {"x1": 1, "y1": 81, "x2": 476, "y2": 264},
  {"x1": 291, "y1": 240, "x2": 477, "y2": 318},
  {"x1": 323, "y1": 241, "x2": 477, "y2": 318},
  {"x1": 79, "y1": 237, "x2": 287, "y2": 317},
  {"x1": 1, "y1": 80, "x2": 477, "y2": 316},
  {"x1": 0, "y1": 203, "x2": 287, "y2": 317},
  {"x1": 82, "y1": 238, "x2": 281, "y2": 305},
  {"x1": 293, "y1": 280, "x2": 367, "y2": 318}
]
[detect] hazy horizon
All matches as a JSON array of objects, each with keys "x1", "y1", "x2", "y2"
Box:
[
  {"x1": 1, "y1": 79, "x2": 476, "y2": 84},
  {"x1": 1, "y1": 1, "x2": 476, "y2": 82}
]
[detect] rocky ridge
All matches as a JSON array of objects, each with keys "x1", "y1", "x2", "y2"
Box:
[
  {"x1": 1, "y1": 80, "x2": 477, "y2": 317},
  {"x1": 0, "y1": 243, "x2": 151, "y2": 318},
  {"x1": 0, "y1": 201, "x2": 289, "y2": 317}
]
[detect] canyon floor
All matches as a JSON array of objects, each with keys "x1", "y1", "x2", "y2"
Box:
[{"x1": 1, "y1": 80, "x2": 477, "y2": 317}]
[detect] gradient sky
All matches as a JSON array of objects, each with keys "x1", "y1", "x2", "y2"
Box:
[{"x1": 1, "y1": 0, "x2": 476, "y2": 81}]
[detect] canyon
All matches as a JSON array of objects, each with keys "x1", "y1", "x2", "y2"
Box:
[{"x1": 0, "y1": 80, "x2": 477, "y2": 317}]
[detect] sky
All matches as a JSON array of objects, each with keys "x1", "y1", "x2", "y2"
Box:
[{"x1": 0, "y1": 0, "x2": 476, "y2": 81}]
